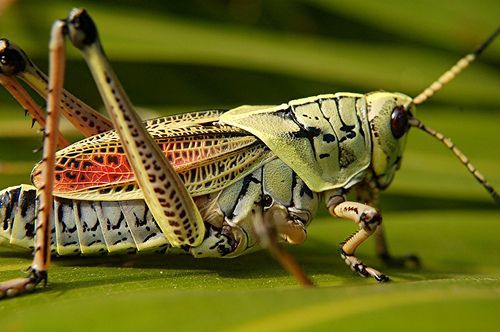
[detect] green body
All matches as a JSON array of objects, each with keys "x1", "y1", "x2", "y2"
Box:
[{"x1": 1, "y1": 91, "x2": 414, "y2": 258}]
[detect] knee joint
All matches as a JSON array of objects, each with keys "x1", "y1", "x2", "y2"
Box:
[{"x1": 359, "y1": 210, "x2": 382, "y2": 232}]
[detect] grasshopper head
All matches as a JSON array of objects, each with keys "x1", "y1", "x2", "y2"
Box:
[
  {"x1": 365, "y1": 28, "x2": 499, "y2": 202},
  {"x1": 366, "y1": 92, "x2": 414, "y2": 189}
]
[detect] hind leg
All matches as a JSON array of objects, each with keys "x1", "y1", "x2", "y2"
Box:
[
  {"x1": 63, "y1": 8, "x2": 206, "y2": 248},
  {"x1": 0, "y1": 20, "x2": 67, "y2": 298},
  {"x1": 0, "y1": 73, "x2": 68, "y2": 148}
]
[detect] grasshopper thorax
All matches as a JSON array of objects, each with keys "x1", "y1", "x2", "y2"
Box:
[{"x1": 366, "y1": 92, "x2": 414, "y2": 189}]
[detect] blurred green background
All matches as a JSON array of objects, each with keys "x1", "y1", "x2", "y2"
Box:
[{"x1": 0, "y1": 0, "x2": 499, "y2": 331}]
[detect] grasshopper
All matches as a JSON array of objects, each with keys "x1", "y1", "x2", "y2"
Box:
[{"x1": 0, "y1": 8, "x2": 498, "y2": 298}]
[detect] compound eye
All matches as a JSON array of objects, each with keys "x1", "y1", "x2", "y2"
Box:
[{"x1": 390, "y1": 106, "x2": 409, "y2": 139}]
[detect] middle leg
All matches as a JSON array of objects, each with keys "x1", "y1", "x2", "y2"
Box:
[{"x1": 354, "y1": 181, "x2": 420, "y2": 268}]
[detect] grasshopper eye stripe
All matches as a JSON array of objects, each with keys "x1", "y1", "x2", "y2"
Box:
[{"x1": 0, "y1": 8, "x2": 498, "y2": 297}]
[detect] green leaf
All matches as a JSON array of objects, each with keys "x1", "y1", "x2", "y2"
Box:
[{"x1": 0, "y1": 1, "x2": 499, "y2": 331}]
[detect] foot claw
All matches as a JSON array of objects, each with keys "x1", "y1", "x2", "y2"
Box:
[
  {"x1": 381, "y1": 254, "x2": 421, "y2": 269},
  {"x1": 342, "y1": 250, "x2": 389, "y2": 282},
  {"x1": 0, "y1": 268, "x2": 47, "y2": 300},
  {"x1": 375, "y1": 274, "x2": 390, "y2": 283},
  {"x1": 352, "y1": 263, "x2": 369, "y2": 278},
  {"x1": 0, "y1": 277, "x2": 33, "y2": 299},
  {"x1": 6, "y1": 288, "x2": 18, "y2": 297}
]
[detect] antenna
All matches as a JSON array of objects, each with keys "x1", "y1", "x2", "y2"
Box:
[
  {"x1": 409, "y1": 118, "x2": 499, "y2": 203},
  {"x1": 413, "y1": 28, "x2": 499, "y2": 105}
]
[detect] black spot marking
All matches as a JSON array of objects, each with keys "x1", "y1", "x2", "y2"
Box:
[
  {"x1": 154, "y1": 187, "x2": 165, "y2": 195},
  {"x1": 65, "y1": 172, "x2": 77, "y2": 180},
  {"x1": 25, "y1": 221, "x2": 35, "y2": 238},
  {"x1": 323, "y1": 134, "x2": 335, "y2": 143},
  {"x1": 339, "y1": 125, "x2": 356, "y2": 142},
  {"x1": 110, "y1": 213, "x2": 125, "y2": 230},
  {"x1": 68, "y1": 159, "x2": 81, "y2": 168},
  {"x1": 107, "y1": 155, "x2": 119, "y2": 165},
  {"x1": 99, "y1": 188, "x2": 112, "y2": 195},
  {"x1": 143, "y1": 233, "x2": 157, "y2": 242},
  {"x1": 82, "y1": 161, "x2": 93, "y2": 169},
  {"x1": 20, "y1": 189, "x2": 35, "y2": 218}
]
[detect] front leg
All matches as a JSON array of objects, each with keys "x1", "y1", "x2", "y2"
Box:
[{"x1": 326, "y1": 194, "x2": 389, "y2": 282}]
